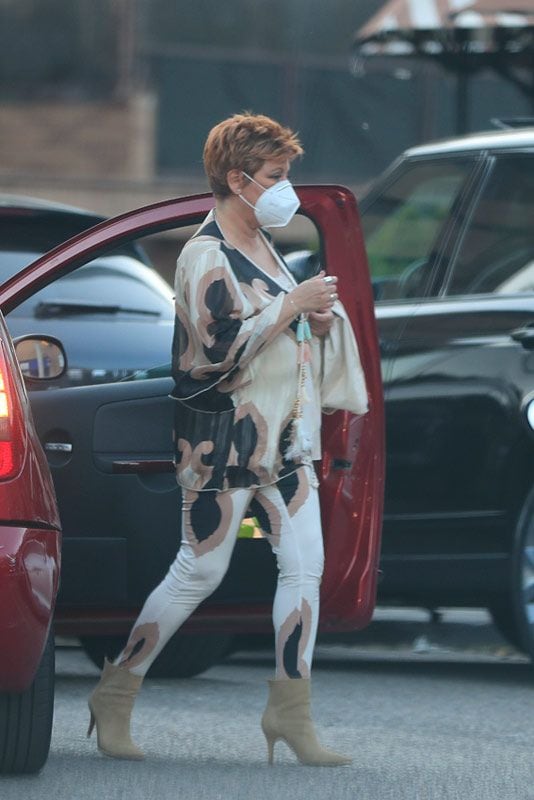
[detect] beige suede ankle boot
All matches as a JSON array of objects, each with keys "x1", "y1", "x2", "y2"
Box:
[
  {"x1": 87, "y1": 659, "x2": 144, "y2": 760},
  {"x1": 261, "y1": 678, "x2": 352, "y2": 766}
]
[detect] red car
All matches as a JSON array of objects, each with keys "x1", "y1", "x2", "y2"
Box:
[
  {"x1": 0, "y1": 187, "x2": 384, "y2": 773},
  {"x1": 0, "y1": 326, "x2": 63, "y2": 773}
]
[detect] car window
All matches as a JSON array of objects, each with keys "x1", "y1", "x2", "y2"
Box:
[
  {"x1": 5, "y1": 245, "x2": 176, "y2": 388},
  {"x1": 361, "y1": 159, "x2": 474, "y2": 301},
  {"x1": 9, "y1": 256, "x2": 175, "y2": 321},
  {"x1": 445, "y1": 155, "x2": 534, "y2": 296},
  {"x1": 0, "y1": 251, "x2": 51, "y2": 278},
  {"x1": 8, "y1": 212, "x2": 320, "y2": 388}
]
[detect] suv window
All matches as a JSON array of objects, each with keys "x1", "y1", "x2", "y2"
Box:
[
  {"x1": 446, "y1": 155, "x2": 534, "y2": 296},
  {"x1": 362, "y1": 159, "x2": 474, "y2": 301}
]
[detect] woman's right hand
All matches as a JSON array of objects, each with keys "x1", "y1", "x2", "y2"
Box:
[{"x1": 289, "y1": 271, "x2": 338, "y2": 314}]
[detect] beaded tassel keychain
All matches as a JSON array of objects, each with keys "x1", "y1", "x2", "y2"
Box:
[{"x1": 285, "y1": 313, "x2": 314, "y2": 460}]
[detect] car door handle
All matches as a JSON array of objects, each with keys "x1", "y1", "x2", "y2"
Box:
[
  {"x1": 511, "y1": 326, "x2": 534, "y2": 349},
  {"x1": 44, "y1": 442, "x2": 73, "y2": 453},
  {"x1": 112, "y1": 459, "x2": 175, "y2": 474}
]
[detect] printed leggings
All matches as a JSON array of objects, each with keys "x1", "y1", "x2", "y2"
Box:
[{"x1": 114, "y1": 466, "x2": 324, "y2": 678}]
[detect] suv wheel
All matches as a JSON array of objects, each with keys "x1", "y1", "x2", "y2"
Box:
[
  {"x1": 80, "y1": 631, "x2": 233, "y2": 678},
  {"x1": 0, "y1": 631, "x2": 55, "y2": 774},
  {"x1": 512, "y1": 489, "x2": 534, "y2": 662},
  {"x1": 488, "y1": 602, "x2": 527, "y2": 653}
]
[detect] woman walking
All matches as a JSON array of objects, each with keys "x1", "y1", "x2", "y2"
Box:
[{"x1": 88, "y1": 112, "x2": 367, "y2": 765}]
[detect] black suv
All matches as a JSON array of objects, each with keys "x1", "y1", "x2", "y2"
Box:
[{"x1": 358, "y1": 126, "x2": 534, "y2": 657}]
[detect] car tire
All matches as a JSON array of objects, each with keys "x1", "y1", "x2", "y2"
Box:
[
  {"x1": 80, "y1": 631, "x2": 234, "y2": 679},
  {"x1": 488, "y1": 602, "x2": 527, "y2": 653},
  {"x1": 0, "y1": 630, "x2": 55, "y2": 775},
  {"x1": 509, "y1": 488, "x2": 534, "y2": 663}
]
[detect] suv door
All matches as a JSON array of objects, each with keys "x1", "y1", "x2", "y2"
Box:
[
  {"x1": 0, "y1": 189, "x2": 384, "y2": 641},
  {"x1": 363, "y1": 149, "x2": 534, "y2": 622},
  {"x1": 361, "y1": 154, "x2": 489, "y2": 598},
  {"x1": 437, "y1": 152, "x2": 534, "y2": 651}
]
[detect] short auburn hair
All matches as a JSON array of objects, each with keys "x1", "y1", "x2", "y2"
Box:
[{"x1": 203, "y1": 113, "x2": 303, "y2": 198}]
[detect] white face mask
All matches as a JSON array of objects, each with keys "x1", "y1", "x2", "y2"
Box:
[{"x1": 239, "y1": 172, "x2": 300, "y2": 228}]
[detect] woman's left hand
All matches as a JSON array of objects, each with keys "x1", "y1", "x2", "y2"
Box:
[{"x1": 309, "y1": 309, "x2": 335, "y2": 337}]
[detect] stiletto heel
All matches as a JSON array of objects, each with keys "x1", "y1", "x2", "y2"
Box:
[
  {"x1": 261, "y1": 679, "x2": 352, "y2": 767},
  {"x1": 87, "y1": 711, "x2": 95, "y2": 738},
  {"x1": 266, "y1": 736, "x2": 275, "y2": 765}
]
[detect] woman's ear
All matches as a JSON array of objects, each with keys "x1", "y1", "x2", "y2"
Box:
[{"x1": 226, "y1": 169, "x2": 245, "y2": 196}]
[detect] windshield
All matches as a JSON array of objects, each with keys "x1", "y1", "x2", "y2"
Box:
[{"x1": 6, "y1": 255, "x2": 174, "y2": 321}]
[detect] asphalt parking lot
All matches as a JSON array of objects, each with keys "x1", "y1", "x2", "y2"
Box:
[{"x1": 2, "y1": 607, "x2": 532, "y2": 800}]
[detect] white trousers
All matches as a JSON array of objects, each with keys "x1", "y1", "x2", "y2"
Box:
[{"x1": 115, "y1": 466, "x2": 324, "y2": 678}]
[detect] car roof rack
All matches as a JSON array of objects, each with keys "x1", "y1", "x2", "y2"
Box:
[{"x1": 491, "y1": 117, "x2": 534, "y2": 130}]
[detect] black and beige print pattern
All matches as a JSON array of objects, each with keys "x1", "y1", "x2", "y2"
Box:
[
  {"x1": 118, "y1": 622, "x2": 160, "y2": 671},
  {"x1": 171, "y1": 212, "x2": 322, "y2": 493},
  {"x1": 183, "y1": 488, "x2": 235, "y2": 557},
  {"x1": 276, "y1": 600, "x2": 313, "y2": 679},
  {"x1": 115, "y1": 468, "x2": 323, "y2": 680}
]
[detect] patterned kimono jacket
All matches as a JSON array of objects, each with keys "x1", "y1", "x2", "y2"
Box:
[{"x1": 170, "y1": 211, "x2": 322, "y2": 493}]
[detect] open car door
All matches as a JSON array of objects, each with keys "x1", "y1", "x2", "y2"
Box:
[{"x1": 0, "y1": 188, "x2": 384, "y2": 647}]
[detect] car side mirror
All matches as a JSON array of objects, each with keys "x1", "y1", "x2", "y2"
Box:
[{"x1": 14, "y1": 335, "x2": 67, "y2": 381}]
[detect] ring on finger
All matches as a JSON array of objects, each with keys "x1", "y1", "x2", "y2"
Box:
[
  {"x1": 324, "y1": 276, "x2": 334, "y2": 284},
  {"x1": 330, "y1": 292, "x2": 336, "y2": 300}
]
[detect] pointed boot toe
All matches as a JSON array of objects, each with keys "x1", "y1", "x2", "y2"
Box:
[{"x1": 261, "y1": 678, "x2": 352, "y2": 767}]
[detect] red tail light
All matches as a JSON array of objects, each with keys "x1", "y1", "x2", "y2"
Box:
[{"x1": 0, "y1": 342, "x2": 24, "y2": 480}]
